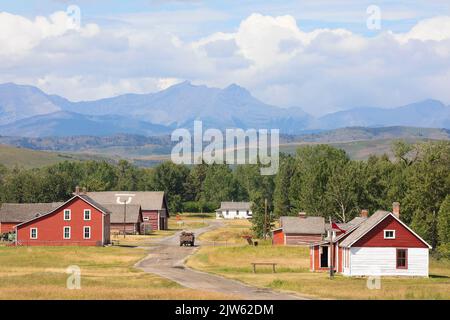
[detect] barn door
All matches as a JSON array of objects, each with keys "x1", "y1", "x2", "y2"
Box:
[{"x1": 320, "y1": 246, "x2": 329, "y2": 268}]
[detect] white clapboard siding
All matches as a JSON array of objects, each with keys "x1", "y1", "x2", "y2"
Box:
[
  {"x1": 344, "y1": 247, "x2": 429, "y2": 277},
  {"x1": 216, "y1": 209, "x2": 252, "y2": 219}
]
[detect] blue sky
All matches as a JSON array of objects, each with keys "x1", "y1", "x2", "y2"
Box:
[{"x1": 1, "y1": 1, "x2": 450, "y2": 115}]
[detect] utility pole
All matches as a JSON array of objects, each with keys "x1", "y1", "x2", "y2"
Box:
[
  {"x1": 123, "y1": 201, "x2": 127, "y2": 239},
  {"x1": 263, "y1": 198, "x2": 268, "y2": 240},
  {"x1": 329, "y1": 216, "x2": 334, "y2": 279},
  {"x1": 116, "y1": 194, "x2": 135, "y2": 240}
]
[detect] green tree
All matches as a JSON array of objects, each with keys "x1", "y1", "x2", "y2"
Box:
[{"x1": 438, "y1": 195, "x2": 450, "y2": 244}]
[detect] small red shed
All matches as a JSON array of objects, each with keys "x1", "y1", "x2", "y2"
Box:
[
  {"x1": 272, "y1": 213, "x2": 325, "y2": 245},
  {"x1": 15, "y1": 195, "x2": 110, "y2": 246}
]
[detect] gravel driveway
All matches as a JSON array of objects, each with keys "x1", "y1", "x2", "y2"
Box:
[{"x1": 135, "y1": 220, "x2": 306, "y2": 300}]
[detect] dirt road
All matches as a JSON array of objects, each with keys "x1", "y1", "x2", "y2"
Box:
[{"x1": 135, "y1": 220, "x2": 306, "y2": 300}]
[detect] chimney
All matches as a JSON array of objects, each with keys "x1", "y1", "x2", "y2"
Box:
[
  {"x1": 360, "y1": 209, "x2": 369, "y2": 218},
  {"x1": 75, "y1": 186, "x2": 80, "y2": 195},
  {"x1": 393, "y1": 202, "x2": 400, "y2": 219},
  {"x1": 298, "y1": 212, "x2": 307, "y2": 219},
  {"x1": 82, "y1": 187, "x2": 87, "y2": 194}
]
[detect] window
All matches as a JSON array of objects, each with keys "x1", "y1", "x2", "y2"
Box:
[
  {"x1": 225, "y1": 210, "x2": 229, "y2": 216},
  {"x1": 396, "y1": 249, "x2": 408, "y2": 269},
  {"x1": 64, "y1": 209, "x2": 71, "y2": 221},
  {"x1": 384, "y1": 230, "x2": 396, "y2": 239},
  {"x1": 84, "y1": 209, "x2": 91, "y2": 221},
  {"x1": 63, "y1": 226, "x2": 71, "y2": 239},
  {"x1": 30, "y1": 228, "x2": 38, "y2": 239},
  {"x1": 83, "y1": 226, "x2": 91, "y2": 239}
]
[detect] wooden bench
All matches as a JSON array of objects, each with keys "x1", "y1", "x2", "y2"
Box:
[{"x1": 251, "y1": 262, "x2": 277, "y2": 273}]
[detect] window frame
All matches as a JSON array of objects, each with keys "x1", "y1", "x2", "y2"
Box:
[
  {"x1": 63, "y1": 226, "x2": 71, "y2": 239},
  {"x1": 396, "y1": 248, "x2": 408, "y2": 269},
  {"x1": 30, "y1": 228, "x2": 38, "y2": 239},
  {"x1": 63, "y1": 209, "x2": 71, "y2": 221},
  {"x1": 83, "y1": 226, "x2": 91, "y2": 240},
  {"x1": 84, "y1": 209, "x2": 91, "y2": 221},
  {"x1": 384, "y1": 230, "x2": 396, "y2": 239}
]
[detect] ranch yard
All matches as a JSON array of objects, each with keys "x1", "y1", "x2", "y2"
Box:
[
  {"x1": 0, "y1": 246, "x2": 231, "y2": 300},
  {"x1": 187, "y1": 220, "x2": 450, "y2": 300}
]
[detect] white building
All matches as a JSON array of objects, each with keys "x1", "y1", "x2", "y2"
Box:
[{"x1": 216, "y1": 202, "x2": 252, "y2": 219}]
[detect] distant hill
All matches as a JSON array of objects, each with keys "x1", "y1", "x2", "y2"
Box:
[
  {"x1": 315, "y1": 100, "x2": 450, "y2": 130},
  {"x1": 0, "y1": 144, "x2": 113, "y2": 169},
  {"x1": 0, "y1": 111, "x2": 171, "y2": 137},
  {"x1": 1, "y1": 82, "x2": 450, "y2": 137}
]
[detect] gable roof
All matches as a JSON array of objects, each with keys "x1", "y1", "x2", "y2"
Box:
[
  {"x1": 103, "y1": 204, "x2": 142, "y2": 223},
  {"x1": 0, "y1": 202, "x2": 64, "y2": 223},
  {"x1": 217, "y1": 202, "x2": 251, "y2": 211},
  {"x1": 279, "y1": 216, "x2": 325, "y2": 235},
  {"x1": 339, "y1": 210, "x2": 432, "y2": 249},
  {"x1": 86, "y1": 191, "x2": 167, "y2": 213},
  {"x1": 15, "y1": 195, "x2": 110, "y2": 228}
]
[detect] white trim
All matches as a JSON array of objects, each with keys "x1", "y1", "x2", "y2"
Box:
[
  {"x1": 84, "y1": 209, "x2": 91, "y2": 221},
  {"x1": 63, "y1": 226, "x2": 71, "y2": 239},
  {"x1": 157, "y1": 211, "x2": 160, "y2": 230},
  {"x1": 102, "y1": 213, "x2": 104, "y2": 245},
  {"x1": 384, "y1": 229, "x2": 396, "y2": 239},
  {"x1": 30, "y1": 228, "x2": 38, "y2": 239},
  {"x1": 83, "y1": 226, "x2": 91, "y2": 239},
  {"x1": 64, "y1": 209, "x2": 71, "y2": 221},
  {"x1": 345, "y1": 212, "x2": 432, "y2": 249}
]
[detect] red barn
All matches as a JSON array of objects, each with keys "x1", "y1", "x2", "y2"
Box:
[
  {"x1": 272, "y1": 213, "x2": 325, "y2": 245},
  {"x1": 86, "y1": 191, "x2": 169, "y2": 231},
  {"x1": 15, "y1": 195, "x2": 110, "y2": 246},
  {"x1": 310, "y1": 203, "x2": 431, "y2": 277}
]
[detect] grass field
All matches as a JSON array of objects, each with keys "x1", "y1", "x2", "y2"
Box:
[
  {"x1": 187, "y1": 226, "x2": 450, "y2": 300},
  {"x1": 199, "y1": 219, "x2": 254, "y2": 245},
  {"x1": 0, "y1": 144, "x2": 112, "y2": 169},
  {"x1": 0, "y1": 246, "x2": 231, "y2": 300}
]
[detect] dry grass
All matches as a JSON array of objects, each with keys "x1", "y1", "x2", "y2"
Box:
[
  {"x1": 188, "y1": 223, "x2": 450, "y2": 300},
  {"x1": 0, "y1": 246, "x2": 231, "y2": 300},
  {"x1": 199, "y1": 219, "x2": 253, "y2": 245}
]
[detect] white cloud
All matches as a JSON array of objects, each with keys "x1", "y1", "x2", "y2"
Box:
[
  {"x1": 1, "y1": 10, "x2": 450, "y2": 115},
  {"x1": 0, "y1": 11, "x2": 99, "y2": 56}
]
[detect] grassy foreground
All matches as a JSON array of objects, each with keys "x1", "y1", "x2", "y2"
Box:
[
  {"x1": 0, "y1": 246, "x2": 230, "y2": 300},
  {"x1": 187, "y1": 232, "x2": 450, "y2": 300}
]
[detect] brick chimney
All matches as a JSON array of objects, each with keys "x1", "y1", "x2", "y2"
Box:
[
  {"x1": 75, "y1": 186, "x2": 80, "y2": 195},
  {"x1": 392, "y1": 202, "x2": 400, "y2": 219},
  {"x1": 298, "y1": 212, "x2": 307, "y2": 219},
  {"x1": 82, "y1": 187, "x2": 87, "y2": 194},
  {"x1": 360, "y1": 209, "x2": 369, "y2": 218}
]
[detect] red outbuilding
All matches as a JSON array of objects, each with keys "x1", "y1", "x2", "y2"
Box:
[{"x1": 15, "y1": 194, "x2": 111, "y2": 246}]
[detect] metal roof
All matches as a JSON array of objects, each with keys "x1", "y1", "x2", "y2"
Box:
[
  {"x1": 216, "y1": 202, "x2": 252, "y2": 211},
  {"x1": 103, "y1": 204, "x2": 142, "y2": 223},
  {"x1": 86, "y1": 191, "x2": 167, "y2": 212},
  {"x1": 279, "y1": 216, "x2": 325, "y2": 235},
  {"x1": 0, "y1": 202, "x2": 64, "y2": 222}
]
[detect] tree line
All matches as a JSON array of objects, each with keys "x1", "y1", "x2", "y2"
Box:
[{"x1": 0, "y1": 140, "x2": 449, "y2": 256}]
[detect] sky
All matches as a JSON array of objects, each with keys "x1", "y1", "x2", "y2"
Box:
[{"x1": 1, "y1": 0, "x2": 450, "y2": 115}]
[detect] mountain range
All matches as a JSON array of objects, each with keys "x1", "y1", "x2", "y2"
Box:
[{"x1": 0, "y1": 82, "x2": 449, "y2": 137}]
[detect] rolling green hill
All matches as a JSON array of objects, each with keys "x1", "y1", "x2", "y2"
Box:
[{"x1": 0, "y1": 144, "x2": 113, "y2": 169}]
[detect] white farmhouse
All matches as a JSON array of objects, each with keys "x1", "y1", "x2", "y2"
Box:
[{"x1": 216, "y1": 202, "x2": 252, "y2": 219}]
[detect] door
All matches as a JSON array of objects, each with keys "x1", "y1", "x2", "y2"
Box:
[{"x1": 320, "y1": 246, "x2": 329, "y2": 268}]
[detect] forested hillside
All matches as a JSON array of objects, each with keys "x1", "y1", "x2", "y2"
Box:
[{"x1": 0, "y1": 140, "x2": 449, "y2": 256}]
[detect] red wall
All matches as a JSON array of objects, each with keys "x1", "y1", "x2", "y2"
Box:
[
  {"x1": 353, "y1": 215, "x2": 428, "y2": 248},
  {"x1": 285, "y1": 234, "x2": 323, "y2": 245},
  {"x1": 16, "y1": 197, "x2": 107, "y2": 246},
  {"x1": 0, "y1": 222, "x2": 18, "y2": 233},
  {"x1": 142, "y1": 210, "x2": 158, "y2": 230},
  {"x1": 272, "y1": 229, "x2": 284, "y2": 245}
]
